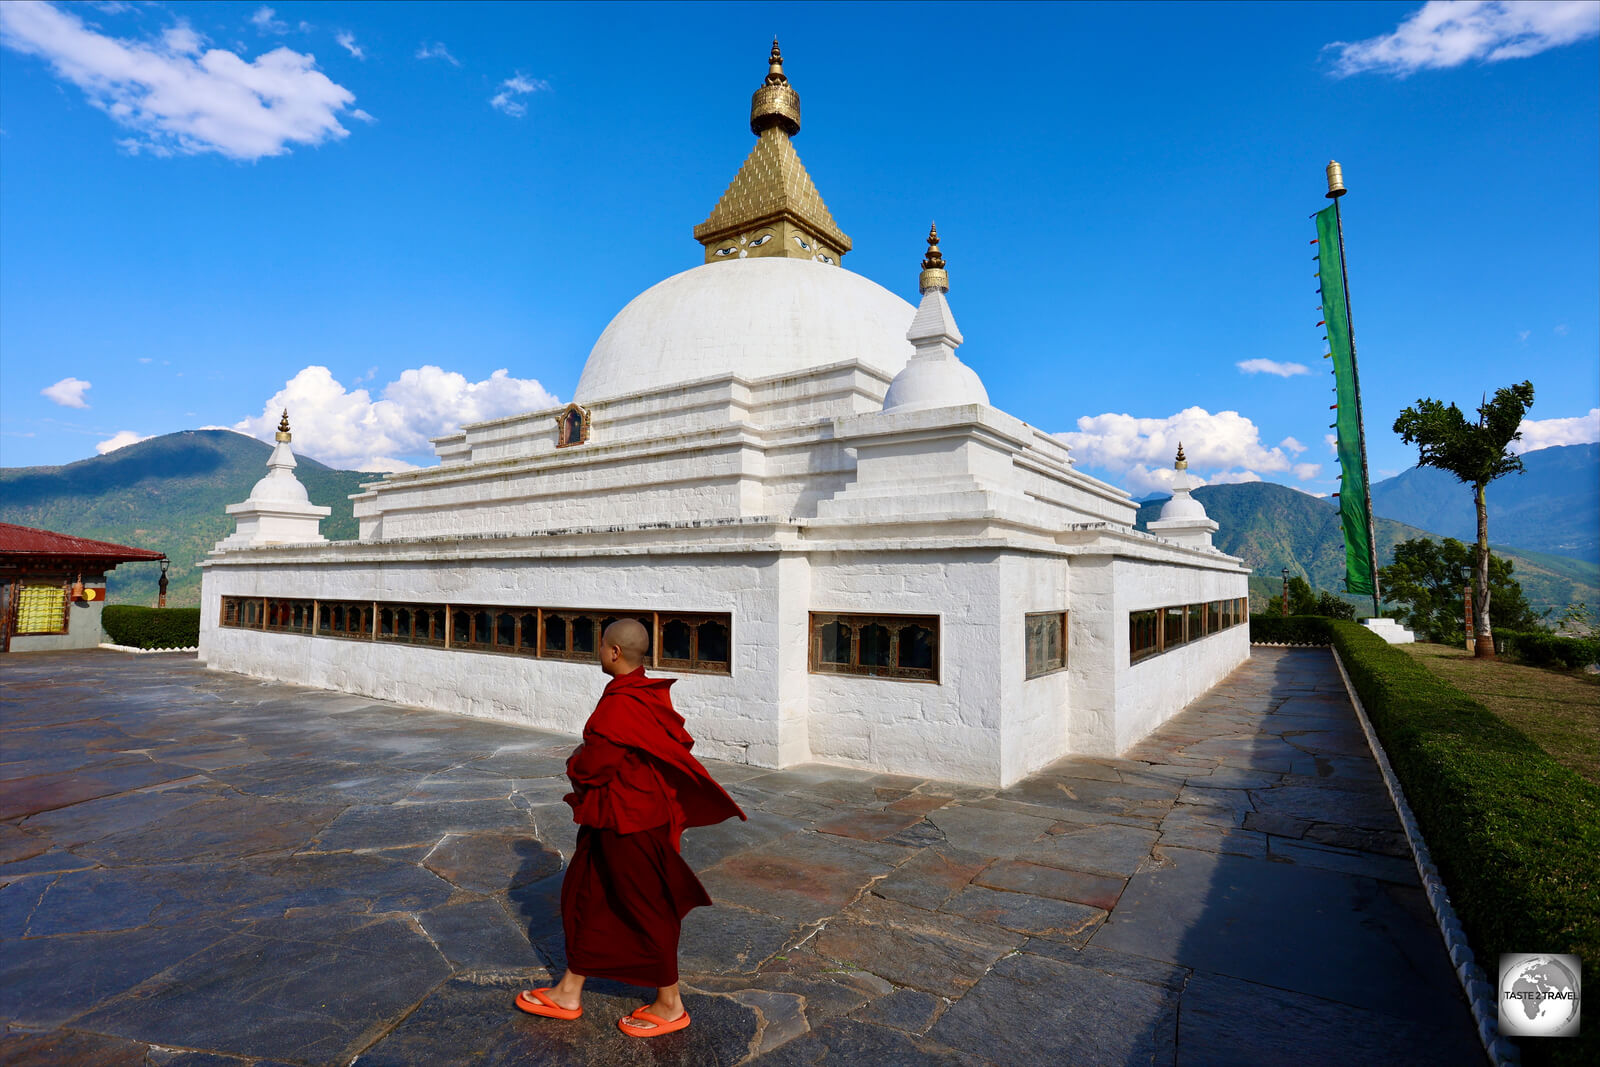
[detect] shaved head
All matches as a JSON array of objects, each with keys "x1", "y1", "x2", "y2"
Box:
[{"x1": 601, "y1": 618, "x2": 650, "y2": 668}]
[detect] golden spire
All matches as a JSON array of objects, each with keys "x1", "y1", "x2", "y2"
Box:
[
  {"x1": 918, "y1": 222, "x2": 948, "y2": 293},
  {"x1": 275, "y1": 409, "x2": 292, "y2": 443},
  {"x1": 750, "y1": 38, "x2": 800, "y2": 136},
  {"x1": 1174, "y1": 442, "x2": 1187, "y2": 470},
  {"x1": 695, "y1": 41, "x2": 850, "y2": 264}
]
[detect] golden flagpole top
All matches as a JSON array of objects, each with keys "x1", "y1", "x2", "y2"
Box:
[
  {"x1": 750, "y1": 38, "x2": 801, "y2": 137},
  {"x1": 275, "y1": 409, "x2": 292, "y2": 442},
  {"x1": 1325, "y1": 160, "x2": 1347, "y2": 199},
  {"x1": 919, "y1": 222, "x2": 949, "y2": 293},
  {"x1": 1175, "y1": 442, "x2": 1187, "y2": 470}
]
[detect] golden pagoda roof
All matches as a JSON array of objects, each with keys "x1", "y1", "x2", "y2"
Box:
[{"x1": 694, "y1": 41, "x2": 851, "y2": 259}]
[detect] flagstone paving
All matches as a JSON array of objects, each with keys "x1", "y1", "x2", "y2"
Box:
[{"x1": 0, "y1": 648, "x2": 1482, "y2": 1065}]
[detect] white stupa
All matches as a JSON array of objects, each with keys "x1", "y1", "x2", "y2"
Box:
[
  {"x1": 216, "y1": 412, "x2": 330, "y2": 549},
  {"x1": 198, "y1": 44, "x2": 1251, "y2": 787},
  {"x1": 1146, "y1": 444, "x2": 1219, "y2": 549}
]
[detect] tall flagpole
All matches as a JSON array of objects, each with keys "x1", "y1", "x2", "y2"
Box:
[{"x1": 1325, "y1": 162, "x2": 1382, "y2": 619}]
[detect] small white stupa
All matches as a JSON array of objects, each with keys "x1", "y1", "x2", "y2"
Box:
[
  {"x1": 1146, "y1": 444, "x2": 1219, "y2": 549},
  {"x1": 882, "y1": 224, "x2": 988, "y2": 413},
  {"x1": 216, "y1": 411, "x2": 330, "y2": 549}
]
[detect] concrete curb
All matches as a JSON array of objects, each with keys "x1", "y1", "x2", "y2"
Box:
[
  {"x1": 1330, "y1": 646, "x2": 1517, "y2": 1067},
  {"x1": 99, "y1": 643, "x2": 199, "y2": 655}
]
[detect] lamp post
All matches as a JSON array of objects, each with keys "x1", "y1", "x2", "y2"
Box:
[{"x1": 1282, "y1": 568, "x2": 1290, "y2": 618}]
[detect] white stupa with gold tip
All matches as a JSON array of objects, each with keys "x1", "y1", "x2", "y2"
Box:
[
  {"x1": 216, "y1": 412, "x2": 330, "y2": 549},
  {"x1": 199, "y1": 43, "x2": 1251, "y2": 788},
  {"x1": 1146, "y1": 444, "x2": 1219, "y2": 549}
]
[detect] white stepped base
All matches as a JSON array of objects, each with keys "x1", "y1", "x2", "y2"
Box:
[{"x1": 1364, "y1": 618, "x2": 1416, "y2": 644}]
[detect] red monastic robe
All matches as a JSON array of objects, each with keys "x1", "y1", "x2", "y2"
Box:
[{"x1": 560, "y1": 668, "x2": 745, "y2": 987}]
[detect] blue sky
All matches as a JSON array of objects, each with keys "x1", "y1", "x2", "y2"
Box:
[{"x1": 2, "y1": 0, "x2": 1596, "y2": 497}]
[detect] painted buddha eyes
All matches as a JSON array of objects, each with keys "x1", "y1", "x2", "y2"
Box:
[
  {"x1": 715, "y1": 246, "x2": 737, "y2": 256},
  {"x1": 816, "y1": 254, "x2": 833, "y2": 264},
  {"x1": 792, "y1": 235, "x2": 812, "y2": 251},
  {"x1": 748, "y1": 233, "x2": 773, "y2": 247}
]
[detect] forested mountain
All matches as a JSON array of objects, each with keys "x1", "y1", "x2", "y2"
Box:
[
  {"x1": 1368, "y1": 443, "x2": 1598, "y2": 562},
  {"x1": 0, "y1": 431, "x2": 370, "y2": 608}
]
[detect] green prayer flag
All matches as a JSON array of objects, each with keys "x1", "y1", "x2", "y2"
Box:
[{"x1": 1315, "y1": 204, "x2": 1375, "y2": 596}]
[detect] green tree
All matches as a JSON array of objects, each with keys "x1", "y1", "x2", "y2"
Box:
[
  {"x1": 1286, "y1": 576, "x2": 1317, "y2": 615},
  {"x1": 1283, "y1": 575, "x2": 1357, "y2": 619},
  {"x1": 1393, "y1": 380, "x2": 1535, "y2": 658},
  {"x1": 1313, "y1": 591, "x2": 1356, "y2": 621},
  {"x1": 1378, "y1": 537, "x2": 1542, "y2": 643}
]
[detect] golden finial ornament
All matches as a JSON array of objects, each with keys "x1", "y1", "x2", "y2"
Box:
[
  {"x1": 275, "y1": 409, "x2": 292, "y2": 443},
  {"x1": 918, "y1": 222, "x2": 949, "y2": 294},
  {"x1": 1325, "y1": 160, "x2": 1347, "y2": 199},
  {"x1": 750, "y1": 38, "x2": 801, "y2": 137},
  {"x1": 1175, "y1": 443, "x2": 1187, "y2": 470}
]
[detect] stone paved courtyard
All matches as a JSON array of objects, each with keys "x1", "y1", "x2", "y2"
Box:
[{"x1": 0, "y1": 648, "x2": 1481, "y2": 1065}]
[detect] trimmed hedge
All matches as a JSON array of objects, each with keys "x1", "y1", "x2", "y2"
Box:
[
  {"x1": 1496, "y1": 628, "x2": 1600, "y2": 671},
  {"x1": 1248, "y1": 614, "x2": 1334, "y2": 645},
  {"x1": 102, "y1": 605, "x2": 200, "y2": 649},
  {"x1": 1328, "y1": 620, "x2": 1599, "y2": 1067}
]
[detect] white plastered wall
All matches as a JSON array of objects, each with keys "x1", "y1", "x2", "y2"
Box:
[
  {"x1": 1001, "y1": 552, "x2": 1074, "y2": 785},
  {"x1": 198, "y1": 551, "x2": 788, "y2": 766},
  {"x1": 803, "y1": 548, "x2": 1007, "y2": 786},
  {"x1": 1105, "y1": 556, "x2": 1251, "y2": 753}
]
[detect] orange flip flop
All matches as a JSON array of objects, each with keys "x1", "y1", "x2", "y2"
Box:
[
  {"x1": 515, "y1": 988, "x2": 582, "y2": 1020},
  {"x1": 618, "y1": 1006, "x2": 691, "y2": 1037}
]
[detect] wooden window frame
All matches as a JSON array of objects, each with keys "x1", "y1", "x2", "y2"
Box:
[
  {"x1": 808, "y1": 612, "x2": 939, "y2": 683},
  {"x1": 217, "y1": 595, "x2": 732, "y2": 675},
  {"x1": 656, "y1": 611, "x2": 733, "y2": 675},
  {"x1": 1129, "y1": 609, "x2": 1161, "y2": 663},
  {"x1": 1024, "y1": 610, "x2": 1068, "y2": 679}
]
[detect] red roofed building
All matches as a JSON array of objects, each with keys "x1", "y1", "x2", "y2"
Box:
[{"x1": 1, "y1": 523, "x2": 166, "y2": 653}]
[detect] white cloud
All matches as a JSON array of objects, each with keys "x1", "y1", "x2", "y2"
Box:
[
  {"x1": 0, "y1": 1, "x2": 362, "y2": 161},
  {"x1": 1058, "y1": 406, "x2": 1298, "y2": 494},
  {"x1": 1236, "y1": 358, "x2": 1310, "y2": 377},
  {"x1": 1518, "y1": 329, "x2": 1531, "y2": 343},
  {"x1": 96, "y1": 429, "x2": 151, "y2": 454},
  {"x1": 1554, "y1": 323, "x2": 1570, "y2": 336},
  {"x1": 1327, "y1": 1, "x2": 1599, "y2": 78},
  {"x1": 1512, "y1": 407, "x2": 1600, "y2": 453},
  {"x1": 415, "y1": 41, "x2": 458, "y2": 66},
  {"x1": 336, "y1": 30, "x2": 362, "y2": 60},
  {"x1": 1292, "y1": 463, "x2": 1323, "y2": 481},
  {"x1": 1206, "y1": 470, "x2": 1264, "y2": 486},
  {"x1": 1281, "y1": 436, "x2": 1307, "y2": 455},
  {"x1": 233, "y1": 364, "x2": 561, "y2": 471},
  {"x1": 1324, "y1": 432, "x2": 1339, "y2": 455},
  {"x1": 250, "y1": 7, "x2": 286, "y2": 34},
  {"x1": 490, "y1": 73, "x2": 550, "y2": 118},
  {"x1": 350, "y1": 107, "x2": 375, "y2": 123},
  {"x1": 41, "y1": 376, "x2": 91, "y2": 407}
]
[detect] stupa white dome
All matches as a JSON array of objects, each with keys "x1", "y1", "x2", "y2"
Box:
[{"x1": 573, "y1": 257, "x2": 916, "y2": 403}]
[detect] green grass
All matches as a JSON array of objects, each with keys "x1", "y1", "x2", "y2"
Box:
[{"x1": 1402, "y1": 642, "x2": 1599, "y2": 787}]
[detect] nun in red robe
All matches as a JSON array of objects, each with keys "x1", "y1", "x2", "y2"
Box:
[{"x1": 515, "y1": 618, "x2": 745, "y2": 1038}]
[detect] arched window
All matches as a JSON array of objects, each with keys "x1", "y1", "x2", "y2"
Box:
[
  {"x1": 859, "y1": 624, "x2": 892, "y2": 668},
  {"x1": 819, "y1": 621, "x2": 852, "y2": 664},
  {"x1": 898, "y1": 625, "x2": 935, "y2": 671},
  {"x1": 697, "y1": 619, "x2": 730, "y2": 664}
]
